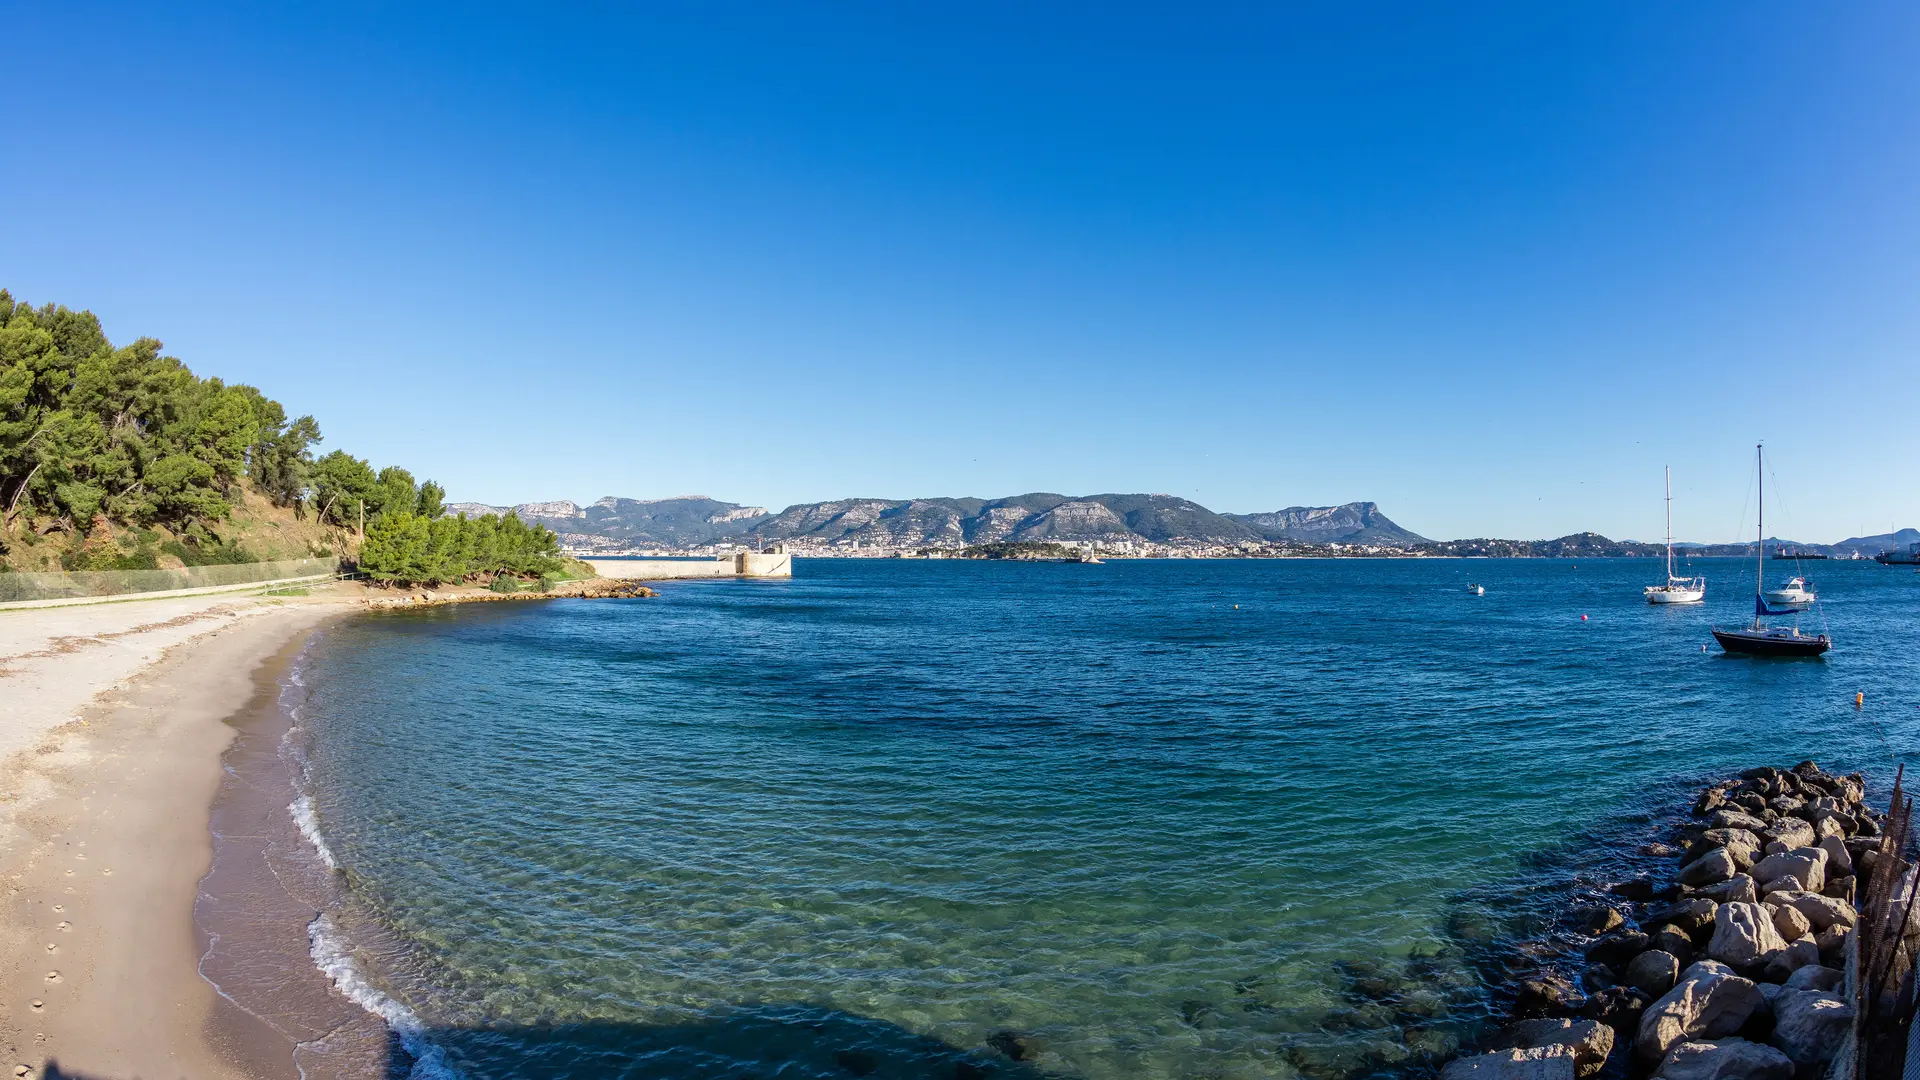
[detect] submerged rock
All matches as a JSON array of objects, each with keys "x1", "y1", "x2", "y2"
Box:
[
  {"x1": 1515, "y1": 975, "x2": 1586, "y2": 1018},
  {"x1": 1585, "y1": 930, "x2": 1650, "y2": 968},
  {"x1": 1582, "y1": 986, "x2": 1649, "y2": 1033}
]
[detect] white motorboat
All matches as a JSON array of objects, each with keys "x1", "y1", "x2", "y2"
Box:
[
  {"x1": 1467, "y1": 584, "x2": 1485, "y2": 595},
  {"x1": 1645, "y1": 466, "x2": 1706, "y2": 604},
  {"x1": 1763, "y1": 576, "x2": 1816, "y2": 605}
]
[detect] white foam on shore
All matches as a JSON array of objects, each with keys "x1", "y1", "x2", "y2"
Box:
[
  {"x1": 307, "y1": 913, "x2": 457, "y2": 1080},
  {"x1": 288, "y1": 796, "x2": 340, "y2": 871}
]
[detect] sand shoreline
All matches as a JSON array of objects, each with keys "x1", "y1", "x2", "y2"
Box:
[{"x1": 0, "y1": 592, "x2": 357, "y2": 1079}]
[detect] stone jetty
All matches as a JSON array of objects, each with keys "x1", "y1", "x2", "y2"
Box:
[
  {"x1": 360, "y1": 577, "x2": 657, "y2": 610},
  {"x1": 1441, "y1": 761, "x2": 1885, "y2": 1080}
]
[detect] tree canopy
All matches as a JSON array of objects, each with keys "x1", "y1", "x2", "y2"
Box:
[{"x1": 1, "y1": 290, "x2": 559, "y2": 587}]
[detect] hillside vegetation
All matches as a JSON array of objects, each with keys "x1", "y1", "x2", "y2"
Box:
[{"x1": 0, "y1": 290, "x2": 562, "y2": 585}]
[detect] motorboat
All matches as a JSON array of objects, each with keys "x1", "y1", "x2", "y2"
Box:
[
  {"x1": 1467, "y1": 584, "x2": 1485, "y2": 595},
  {"x1": 1645, "y1": 466, "x2": 1706, "y2": 604},
  {"x1": 1762, "y1": 577, "x2": 1816, "y2": 605},
  {"x1": 1713, "y1": 445, "x2": 1830, "y2": 657}
]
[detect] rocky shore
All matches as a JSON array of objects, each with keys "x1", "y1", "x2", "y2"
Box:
[
  {"x1": 1441, "y1": 761, "x2": 1887, "y2": 1080},
  {"x1": 360, "y1": 577, "x2": 658, "y2": 610}
]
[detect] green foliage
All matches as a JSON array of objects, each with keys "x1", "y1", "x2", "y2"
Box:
[
  {"x1": 0, "y1": 291, "x2": 330, "y2": 533},
  {"x1": 357, "y1": 511, "x2": 563, "y2": 586},
  {"x1": 487, "y1": 574, "x2": 521, "y2": 594},
  {"x1": 415, "y1": 479, "x2": 445, "y2": 520},
  {"x1": 310, "y1": 450, "x2": 378, "y2": 527}
]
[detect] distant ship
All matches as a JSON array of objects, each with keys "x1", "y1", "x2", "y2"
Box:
[
  {"x1": 1772, "y1": 548, "x2": 1828, "y2": 560},
  {"x1": 1875, "y1": 543, "x2": 1920, "y2": 566}
]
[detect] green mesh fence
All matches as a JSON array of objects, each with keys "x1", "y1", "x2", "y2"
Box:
[{"x1": 0, "y1": 557, "x2": 338, "y2": 604}]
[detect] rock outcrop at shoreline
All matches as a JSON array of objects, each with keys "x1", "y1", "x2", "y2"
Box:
[
  {"x1": 360, "y1": 578, "x2": 657, "y2": 610},
  {"x1": 1441, "y1": 762, "x2": 1882, "y2": 1080}
]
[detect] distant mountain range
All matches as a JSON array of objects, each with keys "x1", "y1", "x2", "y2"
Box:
[
  {"x1": 443, "y1": 494, "x2": 1429, "y2": 549},
  {"x1": 443, "y1": 494, "x2": 1918, "y2": 556}
]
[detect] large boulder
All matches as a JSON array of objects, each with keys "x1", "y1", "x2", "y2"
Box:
[
  {"x1": 1654, "y1": 1038, "x2": 1795, "y2": 1080},
  {"x1": 1770, "y1": 990, "x2": 1854, "y2": 1069},
  {"x1": 1765, "y1": 891, "x2": 1857, "y2": 932},
  {"x1": 1762, "y1": 938, "x2": 1821, "y2": 983},
  {"x1": 1818, "y1": 835, "x2": 1852, "y2": 876},
  {"x1": 1626, "y1": 951, "x2": 1682, "y2": 998},
  {"x1": 1763, "y1": 818, "x2": 1816, "y2": 851},
  {"x1": 1782, "y1": 965, "x2": 1843, "y2": 993},
  {"x1": 1770, "y1": 904, "x2": 1811, "y2": 941},
  {"x1": 1693, "y1": 876, "x2": 1758, "y2": 906},
  {"x1": 1710, "y1": 810, "x2": 1771, "y2": 833},
  {"x1": 1679, "y1": 849, "x2": 1739, "y2": 888},
  {"x1": 1648, "y1": 926, "x2": 1695, "y2": 964},
  {"x1": 1706, "y1": 903, "x2": 1787, "y2": 968},
  {"x1": 1442, "y1": 1047, "x2": 1578, "y2": 1080},
  {"x1": 1636, "y1": 961, "x2": 1766, "y2": 1065},
  {"x1": 1483, "y1": 1018, "x2": 1615, "y2": 1078},
  {"x1": 1751, "y1": 848, "x2": 1827, "y2": 893},
  {"x1": 1823, "y1": 876, "x2": 1856, "y2": 904}
]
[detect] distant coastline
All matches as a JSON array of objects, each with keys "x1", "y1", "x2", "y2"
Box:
[{"x1": 451, "y1": 494, "x2": 1917, "y2": 564}]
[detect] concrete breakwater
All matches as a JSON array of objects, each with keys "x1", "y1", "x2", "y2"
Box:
[
  {"x1": 1439, "y1": 761, "x2": 1891, "y2": 1080},
  {"x1": 584, "y1": 551, "x2": 792, "y2": 580}
]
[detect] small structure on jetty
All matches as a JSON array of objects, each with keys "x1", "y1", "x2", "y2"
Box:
[
  {"x1": 1438, "y1": 761, "x2": 1918, "y2": 1080},
  {"x1": 584, "y1": 546, "x2": 792, "y2": 582}
]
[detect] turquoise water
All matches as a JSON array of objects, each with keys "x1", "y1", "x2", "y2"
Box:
[{"x1": 285, "y1": 557, "x2": 1919, "y2": 1078}]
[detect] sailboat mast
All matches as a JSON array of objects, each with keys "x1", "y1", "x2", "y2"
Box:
[
  {"x1": 1755, "y1": 443, "x2": 1764, "y2": 597},
  {"x1": 1665, "y1": 466, "x2": 1674, "y2": 581}
]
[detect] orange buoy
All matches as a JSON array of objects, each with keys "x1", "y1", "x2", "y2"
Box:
[{"x1": 1856, "y1": 692, "x2": 1865, "y2": 708}]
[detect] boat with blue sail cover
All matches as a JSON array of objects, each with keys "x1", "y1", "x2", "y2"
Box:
[{"x1": 1712, "y1": 445, "x2": 1830, "y2": 657}]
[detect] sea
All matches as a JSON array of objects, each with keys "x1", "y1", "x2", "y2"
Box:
[{"x1": 201, "y1": 556, "x2": 1920, "y2": 1079}]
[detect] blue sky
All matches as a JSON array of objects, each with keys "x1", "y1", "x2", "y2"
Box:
[{"x1": 3, "y1": 3, "x2": 1916, "y2": 542}]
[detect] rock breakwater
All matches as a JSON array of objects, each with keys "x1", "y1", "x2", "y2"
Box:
[
  {"x1": 360, "y1": 578, "x2": 657, "y2": 610},
  {"x1": 1440, "y1": 761, "x2": 1886, "y2": 1080}
]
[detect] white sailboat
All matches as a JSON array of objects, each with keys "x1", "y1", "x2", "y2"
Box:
[{"x1": 1645, "y1": 466, "x2": 1706, "y2": 604}]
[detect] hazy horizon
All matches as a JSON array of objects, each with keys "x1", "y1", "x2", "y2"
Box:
[{"x1": 6, "y1": 3, "x2": 1916, "y2": 543}]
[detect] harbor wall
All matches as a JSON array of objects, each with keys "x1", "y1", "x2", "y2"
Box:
[{"x1": 583, "y1": 553, "x2": 792, "y2": 581}]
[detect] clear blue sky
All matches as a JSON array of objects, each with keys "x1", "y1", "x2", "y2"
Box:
[{"x1": 3, "y1": 3, "x2": 1916, "y2": 542}]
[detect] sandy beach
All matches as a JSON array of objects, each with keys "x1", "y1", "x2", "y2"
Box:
[{"x1": 0, "y1": 590, "x2": 358, "y2": 1079}]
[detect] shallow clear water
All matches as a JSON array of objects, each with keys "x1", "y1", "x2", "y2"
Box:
[{"x1": 286, "y1": 557, "x2": 1920, "y2": 1078}]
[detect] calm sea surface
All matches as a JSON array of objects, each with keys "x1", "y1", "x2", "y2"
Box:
[{"x1": 281, "y1": 557, "x2": 1920, "y2": 1079}]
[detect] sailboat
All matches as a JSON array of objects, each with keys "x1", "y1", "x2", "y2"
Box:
[
  {"x1": 1645, "y1": 466, "x2": 1706, "y2": 604},
  {"x1": 1711, "y1": 445, "x2": 1831, "y2": 657}
]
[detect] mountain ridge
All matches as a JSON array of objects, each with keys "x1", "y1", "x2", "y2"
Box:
[{"x1": 444, "y1": 494, "x2": 1428, "y2": 550}]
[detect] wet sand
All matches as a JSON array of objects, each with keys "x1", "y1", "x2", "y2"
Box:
[{"x1": 0, "y1": 595, "x2": 353, "y2": 1079}]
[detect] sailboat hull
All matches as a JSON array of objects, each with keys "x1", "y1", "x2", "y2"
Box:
[
  {"x1": 1646, "y1": 588, "x2": 1705, "y2": 604},
  {"x1": 1711, "y1": 627, "x2": 1831, "y2": 657}
]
